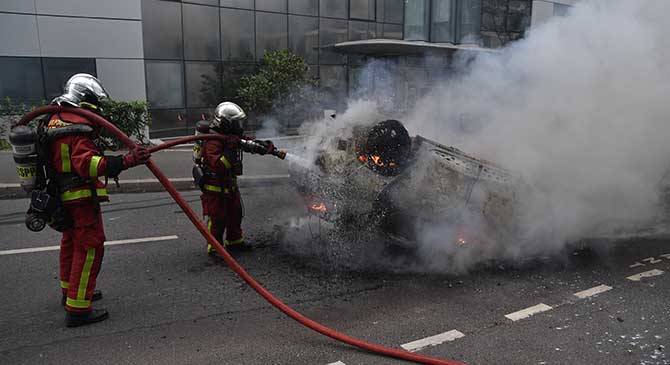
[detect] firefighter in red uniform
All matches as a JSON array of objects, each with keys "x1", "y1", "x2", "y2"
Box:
[
  {"x1": 48, "y1": 74, "x2": 151, "y2": 327},
  {"x1": 199, "y1": 102, "x2": 276, "y2": 253}
]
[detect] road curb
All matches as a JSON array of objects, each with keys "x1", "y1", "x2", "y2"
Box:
[{"x1": 0, "y1": 174, "x2": 291, "y2": 199}]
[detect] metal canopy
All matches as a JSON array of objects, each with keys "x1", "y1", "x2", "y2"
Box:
[{"x1": 330, "y1": 39, "x2": 499, "y2": 56}]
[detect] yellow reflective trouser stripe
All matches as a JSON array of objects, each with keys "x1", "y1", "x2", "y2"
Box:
[
  {"x1": 89, "y1": 156, "x2": 102, "y2": 178},
  {"x1": 225, "y1": 238, "x2": 244, "y2": 246},
  {"x1": 219, "y1": 155, "x2": 232, "y2": 169},
  {"x1": 60, "y1": 280, "x2": 69, "y2": 289},
  {"x1": 203, "y1": 184, "x2": 230, "y2": 194},
  {"x1": 61, "y1": 144, "x2": 71, "y2": 173},
  {"x1": 207, "y1": 220, "x2": 214, "y2": 252},
  {"x1": 61, "y1": 188, "x2": 108, "y2": 201},
  {"x1": 66, "y1": 298, "x2": 91, "y2": 309},
  {"x1": 76, "y1": 248, "x2": 96, "y2": 301}
]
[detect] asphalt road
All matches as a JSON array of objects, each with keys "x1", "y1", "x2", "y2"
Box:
[{"x1": 0, "y1": 186, "x2": 668, "y2": 365}]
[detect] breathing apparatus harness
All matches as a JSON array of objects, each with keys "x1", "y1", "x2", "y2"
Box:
[{"x1": 10, "y1": 109, "x2": 115, "y2": 232}]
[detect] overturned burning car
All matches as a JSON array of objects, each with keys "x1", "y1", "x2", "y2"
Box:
[{"x1": 289, "y1": 120, "x2": 529, "y2": 249}]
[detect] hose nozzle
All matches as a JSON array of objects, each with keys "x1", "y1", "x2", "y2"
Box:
[{"x1": 273, "y1": 150, "x2": 287, "y2": 160}]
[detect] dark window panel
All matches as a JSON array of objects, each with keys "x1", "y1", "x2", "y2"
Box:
[
  {"x1": 256, "y1": 0, "x2": 287, "y2": 13},
  {"x1": 348, "y1": 20, "x2": 376, "y2": 41},
  {"x1": 185, "y1": 107, "x2": 213, "y2": 134},
  {"x1": 319, "y1": 18, "x2": 348, "y2": 64},
  {"x1": 350, "y1": 0, "x2": 375, "y2": 20},
  {"x1": 0, "y1": 57, "x2": 45, "y2": 105},
  {"x1": 141, "y1": 0, "x2": 183, "y2": 59},
  {"x1": 404, "y1": 0, "x2": 429, "y2": 41},
  {"x1": 319, "y1": 65, "x2": 347, "y2": 108},
  {"x1": 430, "y1": 0, "x2": 454, "y2": 42},
  {"x1": 319, "y1": 0, "x2": 347, "y2": 19},
  {"x1": 145, "y1": 61, "x2": 185, "y2": 108},
  {"x1": 378, "y1": 0, "x2": 403, "y2": 24},
  {"x1": 288, "y1": 0, "x2": 317, "y2": 16},
  {"x1": 222, "y1": 63, "x2": 257, "y2": 103},
  {"x1": 221, "y1": 8, "x2": 255, "y2": 61},
  {"x1": 554, "y1": 3, "x2": 570, "y2": 16},
  {"x1": 183, "y1": 3, "x2": 221, "y2": 61},
  {"x1": 220, "y1": 0, "x2": 253, "y2": 9},
  {"x1": 458, "y1": 0, "x2": 481, "y2": 43},
  {"x1": 256, "y1": 12, "x2": 288, "y2": 61},
  {"x1": 188, "y1": 0, "x2": 218, "y2": 5},
  {"x1": 185, "y1": 62, "x2": 223, "y2": 108},
  {"x1": 148, "y1": 109, "x2": 187, "y2": 138},
  {"x1": 383, "y1": 23, "x2": 402, "y2": 39},
  {"x1": 42, "y1": 58, "x2": 96, "y2": 102},
  {"x1": 289, "y1": 15, "x2": 319, "y2": 64}
]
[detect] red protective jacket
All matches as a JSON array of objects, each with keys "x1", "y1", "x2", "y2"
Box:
[
  {"x1": 200, "y1": 133, "x2": 242, "y2": 194},
  {"x1": 47, "y1": 112, "x2": 119, "y2": 204}
]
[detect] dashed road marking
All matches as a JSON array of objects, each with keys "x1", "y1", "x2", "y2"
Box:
[
  {"x1": 400, "y1": 330, "x2": 465, "y2": 352},
  {"x1": 643, "y1": 257, "x2": 662, "y2": 264},
  {"x1": 505, "y1": 303, "x2": 553, "y2": 321},
  {"x1": 326, "y1": 362, "x2": 346, "y2": 365},
  {"x1": 626, "y1": 269, "x2": 664, "y2": 281},
  {"x1": 629, "y1": 262, "x2": 645, "y2": 268},
  {"x1": 573, "y1": 284, "x2": 613, "y2": 299},
  {"x1": 0, "y1": 235, "x2": 179, "y2": 256}
]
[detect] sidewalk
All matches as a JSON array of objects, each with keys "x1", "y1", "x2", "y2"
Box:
[{"x1": 0, "y1": 136, "x2": 305, "y2": 199}]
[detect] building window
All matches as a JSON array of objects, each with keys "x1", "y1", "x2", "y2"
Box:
[
  {"x1": 319, "y1": 65, "x2": 347, "y2": 107},
  {"x1": 183, "y1": 3, "x2": 221, "y2": 61},
  {"x1": 349, "y1": 20, "x2": 373, "y2": 41},
  {"x1": 42, "y1": 58, "x2": 97, "y2": 101},
  {"x1": 378, "y1": 0, "x2": 404, "y2": 24},
  {"x1": 319, "y1": 18, "x2": 348, "y2": 64},
  {"x1": 554, "y1": 4, "x2": 570, "y2": 17},
  {"x1": 185, "y1": 62, "x2": 222, "y2": 108},
  {"x1": 145, "y1": 61, "x2": 185, "y2": 108},
  {"x1": 220, "y1": 0, "x2": 253, "y2": 9},
  {"x1": 350, "y1": 0, "x2": 375, "y2": 21},
  {"x1": 255, "y1": 12, "x2": 288, "y2": 61},
  {"x1": 383, "y1": 23, "x2": 403, "y2": 39},
  {"x1": 141, "y1": 0, "x2": 183, "y2": 60},
  {"x1": 0, "y1": 57, "x2": 45, "y2": 105},
  {"x1": 148, "y1": 109, "x2": 187, "y2": 138},
  {"x1": 221, "y1": 8, "x2": 255, "y2": 61},
  {"x1": 430, "y1": 0, "x2": 454, "y2": 42},
  {"x1": 320, "y1": 0, "x2": 348, "y2": 19},
  {"x1": 458, "y1": 0, "x2": 481, "y2": 44},
  {"x1": 404, "y1": 0, "x2": 429, "y2": 41},
  {"x1": 222, "y1": 63, "x2": 257, "y2": 102},
  {"x1": 257, "y1": 0, "x2": 288, "y2": 13},
  {"x1": 289, "y1": 15, "x2": 319, "y2": 64},
  {"x1": 289, "y1": 0, "x2": 318, "y2": 16},
  {"x1": 187, "y1": 0, "x2": 218, "y2": 5}
]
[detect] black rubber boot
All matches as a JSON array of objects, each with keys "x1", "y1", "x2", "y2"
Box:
[
  {"x1": 61, "y1": 290, "x2": 103, "y2": 306},
  {"x1": 65, "y1": 309, "x2": 109, "y2": 327},
  {"x1": 227, "y1": 242, "x2": 253, "y2": 252}
]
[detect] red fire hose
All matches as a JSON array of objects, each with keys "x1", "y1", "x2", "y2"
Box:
[{"x1": 17, "y1": 106, "x2": 465, "y2": 365}]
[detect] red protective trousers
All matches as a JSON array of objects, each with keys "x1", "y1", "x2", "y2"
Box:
[
  {"x1": 201, "y1": 190, "x2": 244, "y2": 251},
  {"x1": 60, "y1": 202, "x2": 106, "y2": 312}
]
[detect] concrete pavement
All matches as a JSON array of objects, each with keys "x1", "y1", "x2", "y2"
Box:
[{"x1": 0, "y1": 189, "x2": 669, "y2": 364}]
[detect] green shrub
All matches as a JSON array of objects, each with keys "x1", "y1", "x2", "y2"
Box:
[{"x1": 99, "y1": 99, "x2": 151, "y2": 146}]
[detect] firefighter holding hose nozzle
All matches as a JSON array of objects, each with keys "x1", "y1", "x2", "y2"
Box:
[
  {"x1": 193, "y1": 102, "x2": 282, "y2": 254},
  {"x1": 10, "y1": 74, "x2": 151, "y2": 327}
]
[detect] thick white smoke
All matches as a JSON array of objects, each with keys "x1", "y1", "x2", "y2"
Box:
[{"x1": 289, "y1": 0, "x2": 670, "y2": 273}]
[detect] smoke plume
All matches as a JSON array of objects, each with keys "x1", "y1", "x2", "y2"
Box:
[{"x1": 289, "y1": 0, "x2": 670, "y2": 273}]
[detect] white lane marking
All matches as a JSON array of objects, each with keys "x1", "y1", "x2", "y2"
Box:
[
  {"x1": 643, "y1": 257, "x2": 662, "y2": 264},
  {"x1": 326, "y1": 362, "x2": 346, "y2": 365},
  {"x1": 400, "y1": 330, "x2": 465, "y2": 352},
  {"x1": 0, "y1": 235, "x2": 179, "y2": 256},
  {"x1": 626, "y1": 269, "x2": 664, "y2": 282},
  {"x1": 629, "y1": 262, "x2": 645, "y2": 268},
  {"x1": 505, "y1": 303, "x2": 553, "y2": 321},
  {"x1": 573, "y1": 284, "x2": 613, "y2": 299}
]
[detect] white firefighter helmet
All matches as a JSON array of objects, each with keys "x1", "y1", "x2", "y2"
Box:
[
  {"x1": 51, "y1": 73, "x2": 110, "y2": 108},
  {"x1": 211, "y1": 102, "x2": 246, "y2": 134}
]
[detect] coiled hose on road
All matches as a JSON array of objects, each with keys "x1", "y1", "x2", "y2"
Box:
[{"x1": 18, "y1": 105, "x2": 465, "y2": 365}]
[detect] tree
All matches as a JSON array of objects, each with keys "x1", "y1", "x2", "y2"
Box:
[{"x1": 237, "y1": 50, "x2": 317, "y2": 118}]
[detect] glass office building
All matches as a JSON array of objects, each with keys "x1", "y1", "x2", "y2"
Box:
[{"x1": 1, "y1": 0, "x2": 571, "y2": 137}]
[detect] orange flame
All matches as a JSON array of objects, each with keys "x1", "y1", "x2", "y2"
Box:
[
  {"x1": 371, "y1": 155, "x2": 382, "y2": 166},
  {"x1": 309, "y1": 202, "x2": 327, "y2": 213},
  {"x1": 358, "y1": 154, "x2": 368, "y2": 163}
]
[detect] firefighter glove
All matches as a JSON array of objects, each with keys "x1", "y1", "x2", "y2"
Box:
[{"x1": 123, "y1": 146, "x2": 151, "y2": 168}]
